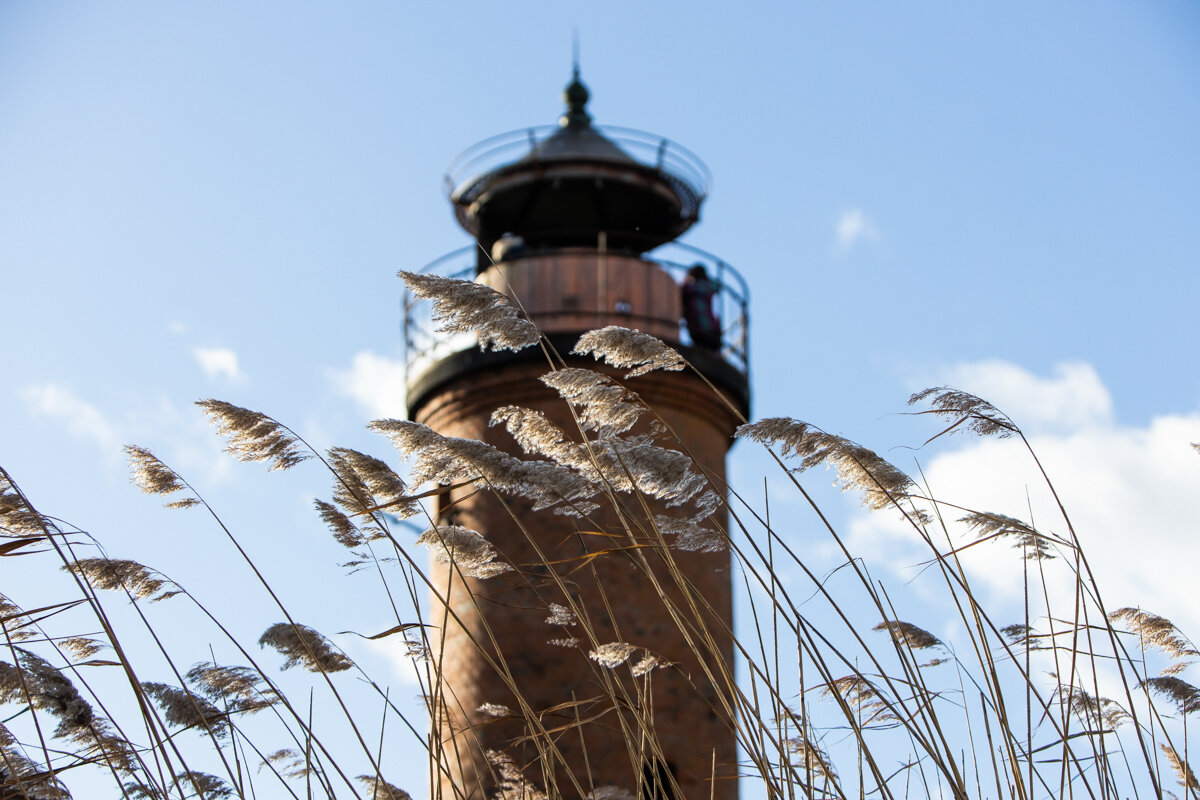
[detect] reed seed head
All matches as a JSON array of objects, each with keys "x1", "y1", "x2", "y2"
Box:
[
  {"x1": 416, "y1": 525, "x2": 513, "y2": 579},
  {"x1": 196, "y1": 400, "x2": 310, "y2": 471},
  {"x1": 540, "y1": 368, "x2": 647, "y2": 436},
  {"x1": 1161, "y1": 742, "x2": 1199, "y2": 792},
  {"x1": 572, "y1": 326, "x2": 685, "y2": 378},
  {"x1": 737, "y1": 419, "x2": 914, "y2": 512},
  {"x1": 171, "y1": 772, "x2": 233, "y2": 799},
  {"x1": 486, "y1": 749, "x2": 547, "y2": 800},
  {"x1": 1141, "y1": 676, "x2": 1200, "y2": 715},
  {"x1": 258, "y1": 624, "x2": 353, "y2": 673},
  {"x1": 328, "y1": 447, "x2": 415, "y2": 520},
  {"x1": 140, "y1": 682, "x2": 226, "y2": 735},
  {"x1": 544, "y1": 604, "x2": 577, "y2": 627},
  {"x1": 477, "y1": 703, "x2": 514, "y2": 718},
  {"x1": 1110, "y1": 607, "x2": 1199, "y2": 670},
  {"x1": 960, "y1": 511, "x2": 1057, "y2": 560},
  {"x1": 589, "y1": 642, "x2": 637, "y2": 669},
  {"x1": 371, "y1": 419, "x2": 599, "y2": 514},
  {"x1": 823, "y1": 676, "x2": 897, "y2": 724},
  {"x1": 357, "y1": 775, "x2": 413, "y2": 800},
  {"x1": 399, "y1": 270, "x2": 540, "y2": 352},
  {"x1": 65, "y1": 558, "x2": 181, "y2": 602},
  {"x1": 261, "y1": 749, "x2": 310, "y2": 780},
  {"x1": 186, "y1": 662, "x2": 277, "y2": 714},
  {"x1": 873, "y1": 620, "x2": 942, "y2": 650},
  {"x1": 124, "y1": 446, "x2": 196, "y2": 508},
  {"x1": 587, "y1": 788, "x2": 636, "y2": 800},
  {"x1": 908, "y1": 387, "x2": 1018, "y2": 438},
  {"x1": 1058, "y1": 685, "x2": 1130, "y2": 729},
  {"x1": 787, "y1": 735, "x2": 838, "y2": 785}
]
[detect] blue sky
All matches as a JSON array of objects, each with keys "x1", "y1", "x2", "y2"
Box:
[{"x1": 3, "y1": 2, "x2": 1200, "y2": 796}]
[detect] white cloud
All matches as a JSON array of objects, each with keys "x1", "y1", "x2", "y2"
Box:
[
  {"x1": 21, "y1": 383, "x2": 120, "y2": 451},
  {"x1": 845, "y1": 360, "x2": 1200, "y2": 639},
  {"x1": 834, "y1": 208, "x2": 878, "y2": 251},
  {"x1": 927, "y1": 359, "x2": 1114, "y2": 433},
  {"x1": 192, "y1": 347, "x2": 242, "y2": 380},
  {"x1": 331, "y1": 351, "x2": 407, "y2": 419}
]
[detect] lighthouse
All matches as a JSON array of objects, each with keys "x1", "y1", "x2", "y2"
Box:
[{"x1": 404, "y1": 71, "x2": 750, "y2": 800}]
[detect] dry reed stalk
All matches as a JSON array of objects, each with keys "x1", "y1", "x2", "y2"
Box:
[{"x1": 1, "y1": 291, "x2": 1197, "y2": 800}]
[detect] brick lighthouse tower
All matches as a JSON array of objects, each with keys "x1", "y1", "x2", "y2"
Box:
[{"x1": 404, "y1": 71, "x2": 750, "y2": 800}]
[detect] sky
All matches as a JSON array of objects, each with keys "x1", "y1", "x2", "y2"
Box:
[{"x1": 2, "y1": 2, "x2": 1200, "y2": 797}]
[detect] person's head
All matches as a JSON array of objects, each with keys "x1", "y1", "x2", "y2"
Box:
[{"x1": 688, "y1": 264, "x2": 708, "y2": 280}]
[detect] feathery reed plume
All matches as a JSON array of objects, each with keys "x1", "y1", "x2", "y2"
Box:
[
  {"x1": 140, "y1": 682, "x2": 226, "y2": 735},
  {"x1": 572, "y1": 326, "x2": 685, "y2": 378},
  {"x1": 787, "y1": 734, "x2": 838, "y2": 785},
  {"x1": 1141, "y1": 676, "x2": 1200, "y2": 715},
  {"x1": 478, "y1": 703, "x2": 514, "y2": 718},
  {"x1": 540, "y1": 369, "x2": 647, "y2": 436},
  {"x1": 261, "y1": 749, "x2": 310, "y2": 780},
  {"x1": 630, "y1": 651, "x2": 669, "y2": 678},
  {"x1": 574, "y1": 436, "x2": 707, "y2": 507},
  {"x1": 960, "y1": 511, "x2": 1057, "y2": 560},
  {"x1": 736, "y1": 419, "x2": 915, "y2": 512},
  {"x1": 314, "y1": 498, "x2": 365, "y2": 548},
  {"x1": 328, "y1": 447, "x2": 414, "y2": 519},
  {"x1": 186, "y1": 662, "x2": 277, "y2": 714},
  {"x1": 0, "y1": 649, "x2": 93, "y2": 733},
  {"x1": 357, "y1": 775, "x2": 413, "y2": 800},
  {"x1": 823, "y1": 676, "x2": 897, "y2": 724},
  {"x1": 258, "y1": 624, "x2": 353, "y2": 673},
  {"x1": 1057, "y1": 685, "x2": 1130, "y2": 730},
  {"x1": 171, "y1": 771, "x2": 233, "y2": 799},
  {"x1": 121, "y1": 781, "x2": 162, "y2": 799},
  {"x1": 873, "y1": 620, "x2": 943, "y2": 650},
  {"x1": 125, "y1": 445, "x2": 201, "y2": 509},
  {"x1": 1001, "y1": 623, "x2": 1046, "y2": 651},
  {"x1": 0, "y1": 649, "x2": 138, "y2": 772},
  {"x1": 401, "y1": 633, "x2": 430, "y2": 663},
  {"x1": 60, "y1": 636, "x2": 106, "y2": 660},
  {"x1": 588, "y1": 643, "x2": 638, "y2": 669},
  {"x1": 0, "y1": 746, "x2": 72, "y2": 800},
  {"x1": 399, "y1": 270, "x2": 540, "y2": 352},
  {"x1": 587, "y1": 788, "x2": 636, "y2": 800},
  {"x1": 490, "y1": 406, "x2": 573, "y2": 461},
  {"x1": 1110, "y1": 608, "x2": 1199, "y2": 674},
  {"x1": 544, "y1": 604, "x2": 577, "y2": 627},
  {"x1": 1161, "y1": 742, "x2": 1199, "y2": 792},
  {"x1": 0, "y1": 472, "x2": 59, "y2": 535},
  {"x1": 657, "y1": 489, "x2": 720, "y2": 551},
  {"x1": 732, "y1": 417, "x2": 810, "y2": 458},
  {"x1": 653, "y1": 510, "x2": 725, "y2": 552},
  {"x1": 64, "y1": 558, "x2": 182, "y2": 602},
  {"x1": 370, "y1": 419, "x2": 599, "y2": 514},
  {"x1": 196, "y1": 400, "x2": 311, "y2": 471},
  {"x1": 908, "y1": 386, "x2": 1018, "y2": 438},
  {"x1": 0, "y1": 594, "x2": 38, "y2": 642},
  {"x1": 415, "y1": 525, "x2": 513, "y2": 579},
  {"x1": 487, "y1": 749, "x2": 547, "y2": 800}
]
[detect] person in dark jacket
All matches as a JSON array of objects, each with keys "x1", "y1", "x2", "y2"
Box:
[{"x1": 681, "y1": 264, "x2": 721, "y2": 350}]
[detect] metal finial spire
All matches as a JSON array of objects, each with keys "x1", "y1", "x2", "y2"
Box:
[{"x1": 561, "y1": 33, "x2": 590, "y2": 127}]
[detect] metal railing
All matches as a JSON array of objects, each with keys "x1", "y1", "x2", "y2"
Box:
[
  {"x1": 402, "y1": 242, "x2": 749, "y2": 386},
  {"x1": 444, "y1": 125, "x2": 712, "y2": 209}
]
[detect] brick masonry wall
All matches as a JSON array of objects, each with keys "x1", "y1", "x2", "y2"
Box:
[{"x1": 415, "y1": 355, "x2": 742, "y2": 800}]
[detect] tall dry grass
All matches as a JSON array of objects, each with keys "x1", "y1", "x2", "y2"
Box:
[{"x1": 0, "y1": 271, "x2": 1196, "y2": 800}]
